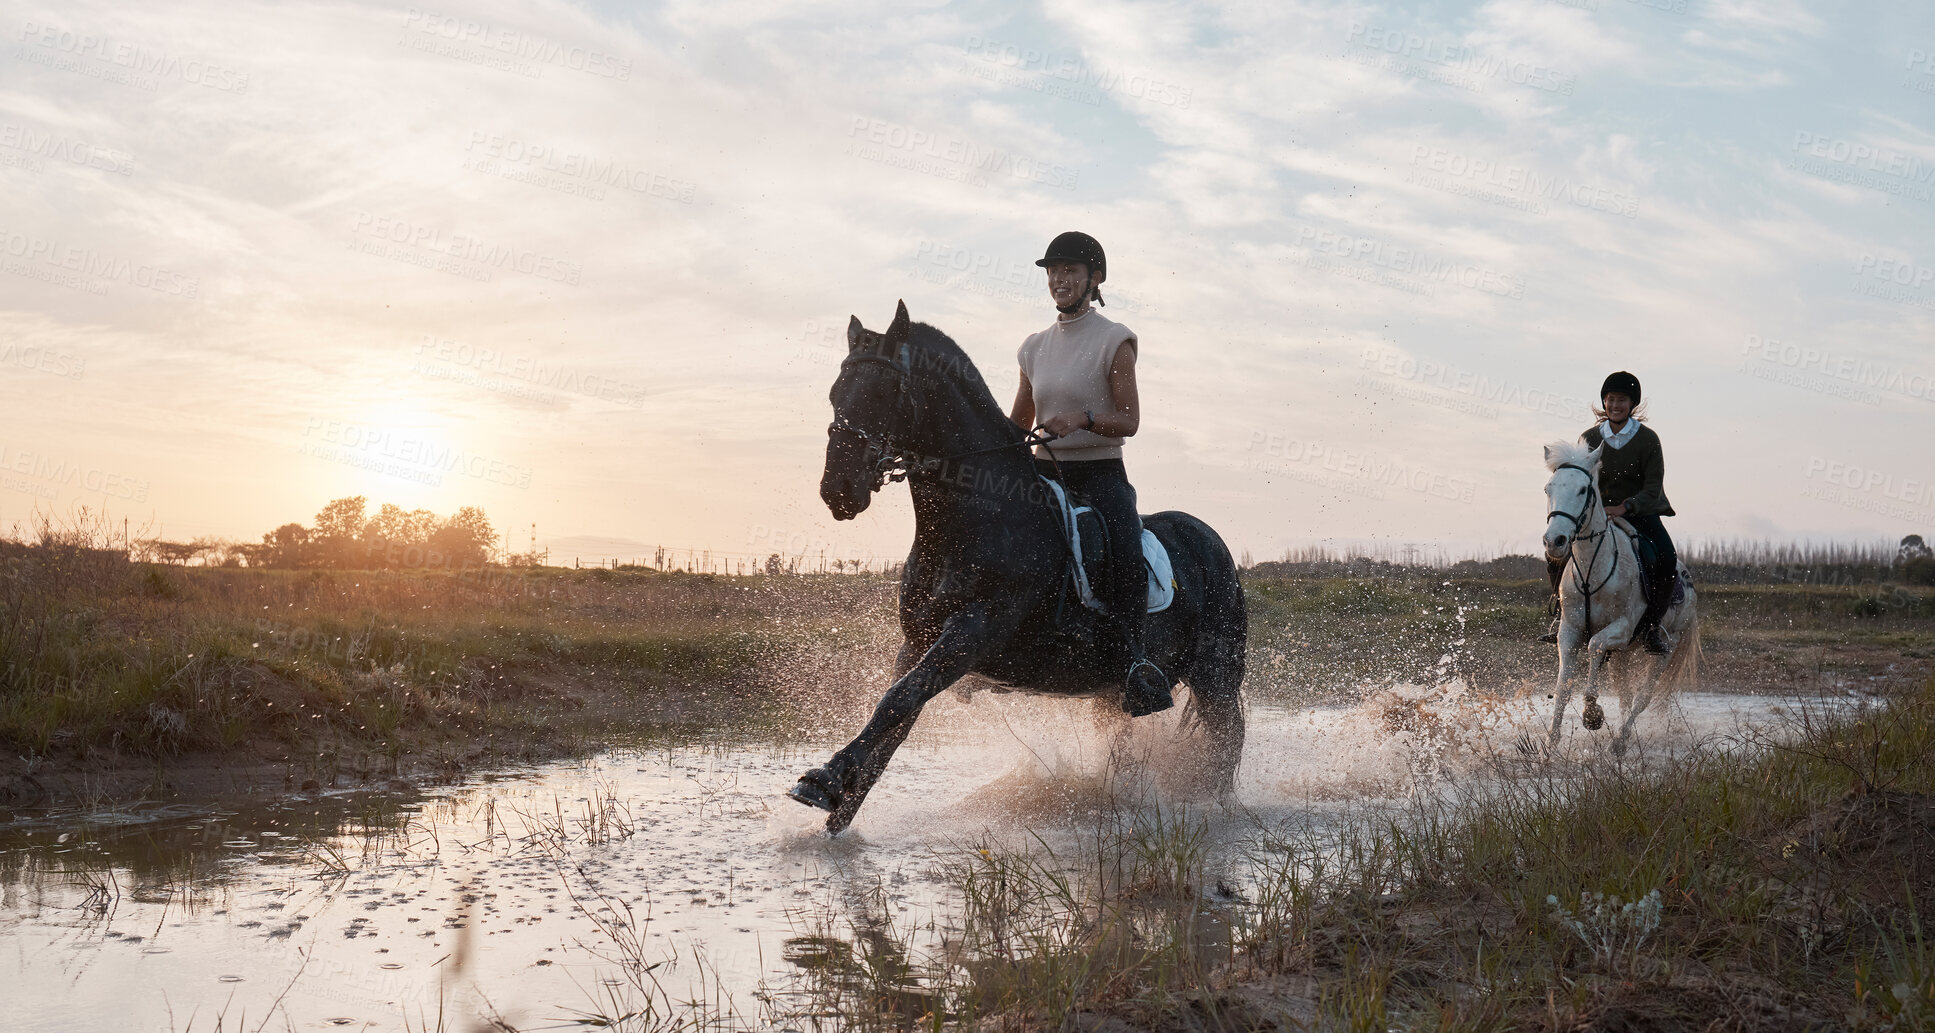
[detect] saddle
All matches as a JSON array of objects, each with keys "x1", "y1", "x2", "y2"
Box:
[
  {"x1": 1039, "y1": 477, "x2": 1175, "y2": 615},
  {"x1": 1610, "y1": 516, "x2": 1686, "y2": 609}
]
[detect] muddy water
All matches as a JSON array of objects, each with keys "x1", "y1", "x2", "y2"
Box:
[{"x1": 0, "y1": 687, "x2": 1833, "y2": 1030}]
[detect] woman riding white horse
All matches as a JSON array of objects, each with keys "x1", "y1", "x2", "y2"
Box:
[
  {"x1": 1540, "y1": 372, "x2": 1700, "y2": 751},
  {"x1": 1541, "y1": 372, "x2": 1677, "y2": 653}
]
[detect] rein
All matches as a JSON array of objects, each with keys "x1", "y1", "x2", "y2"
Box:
[{"x1": 833, "y1": 347, "x2": 1060, "y2": 491}]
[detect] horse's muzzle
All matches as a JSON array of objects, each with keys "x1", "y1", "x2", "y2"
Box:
[{"x1": 821, "y1": 476, "x2": 870, "y2": 520}]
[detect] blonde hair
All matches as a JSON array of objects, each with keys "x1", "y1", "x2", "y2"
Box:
[{"x1": 1592, "y1": 400, "x2": 1647, "y2": 422}]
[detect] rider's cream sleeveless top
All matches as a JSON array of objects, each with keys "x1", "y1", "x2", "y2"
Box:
[{"x1": 1018, "y1": 309, "x2": 1137, "y2": 461}]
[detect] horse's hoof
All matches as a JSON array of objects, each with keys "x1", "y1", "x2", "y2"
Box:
[
  {"x1": 786, "y1": 768, "x2": 841, "y2": 813},
  {"x1": 1581, "y1": 699, "x2": 1605, "y2": 731}
]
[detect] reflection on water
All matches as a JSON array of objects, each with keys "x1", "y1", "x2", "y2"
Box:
[{"x1": 0, "y1": 687, "x2": 1834, "y2": 1030}]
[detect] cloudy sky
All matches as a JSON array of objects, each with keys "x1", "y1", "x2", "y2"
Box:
[{"x1": 2, "y1": 0, "x2": 1931, "y2": 566}]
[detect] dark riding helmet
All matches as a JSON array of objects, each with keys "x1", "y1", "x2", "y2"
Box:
[
  {"x1": 1035, "y1": 231, "x2": 1107, "y2": 311},
  {"x1": 1035, "y1": 231, "x2": 1107, "y2": 280},
  {"x1": 1601, "y1": 370, "x2": 1641, "y2": 405}
]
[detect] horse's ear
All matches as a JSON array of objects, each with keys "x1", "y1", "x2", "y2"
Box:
[
  {"x1": 847, "y1": 315, "x2": 864, "y2": 351},
  {"x1": 1542, "y1": 443, "x2": 1558, "y2": 468},
  {"x1": 1585, "y1": 443, "x2": 1604, "y2": 465},
  {"x1": 886, "y1": 300, "x2": 911, "y2": 342}
]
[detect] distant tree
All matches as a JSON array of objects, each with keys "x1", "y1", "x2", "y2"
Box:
[
  {"x1": 145, "y1": 540, "x2": 201, "y2": 565},
  {"x1": 362, "y1": 503, "x2": 442, "y2": 567},
  {"x1": 256, "y1": 523, "x2": 312, "y2": 568},
  {"x1": 311, "y1": 496, "x2": 367, "y2": 567},
  {"x1": 188, "y1": 536, "x2": 242, "y2": 567},
  {"x1": 427, "y1": 506, "x2": 496, "y2": 569},
  {"x1": 314, "y1": 496, "x2": 367, "y2": 540},
  {"x1": 1902, "y1": 535, "x2": 1935, "y2": 586},
  {"x1": 246, "y1": 498, "x2": 500, "y2": 571}
]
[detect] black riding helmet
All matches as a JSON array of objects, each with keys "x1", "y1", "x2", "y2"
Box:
[
  {"x1": 1601, "y1": 370, "x2": 1641, "y2": 405},
  {"x1": 1035, "y1": 231, "x2": 1106, "y2": 312}
]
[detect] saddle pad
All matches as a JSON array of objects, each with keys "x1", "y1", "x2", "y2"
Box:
[{"x1": 1040, "y1": 477, "x2": 1176, "y2": 614}]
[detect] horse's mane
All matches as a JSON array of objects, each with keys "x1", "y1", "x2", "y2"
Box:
[
  {"x1": 1543, "y1": 438, "x2": 1599, "y2": 472},
  {"x1": 907, "y1": 321, "x2": 1010, "y2": 423}
]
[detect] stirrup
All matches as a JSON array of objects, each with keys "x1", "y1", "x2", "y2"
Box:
[
  {"x1": 1640, "y1": 624, "x2": 1669, "y2": 655},
  {"x1": 1122, "y1": 658, "x2": 1172, "y2": 718}
]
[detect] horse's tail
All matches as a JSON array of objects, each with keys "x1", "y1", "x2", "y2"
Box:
[
  {"x1": 1150, "y1": 511, "x2": 1246, "y2": 798},
  {"x1": 1658, "y1": 612, "x2": 1701, "y2": 698}
]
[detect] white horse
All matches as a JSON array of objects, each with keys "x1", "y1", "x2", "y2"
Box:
[{"x1": 1541, "y1": 440, "x2": 1701, "y2": 754}]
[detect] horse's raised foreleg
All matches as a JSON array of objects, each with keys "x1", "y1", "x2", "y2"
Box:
[{"x1": 789, "y1": 605, "x2": 1006, "y2": 834}]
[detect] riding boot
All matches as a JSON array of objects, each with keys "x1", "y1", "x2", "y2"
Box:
[
  {"x1": 1634, "y1": 564, "x2": 1676, "y2": 654},
  {"x1": 1119, "y1": 621, "x2": 1173, "y2": 718},
  {"x1": 1537, "y1": 556, "x2": 1566, "y2": 643}
]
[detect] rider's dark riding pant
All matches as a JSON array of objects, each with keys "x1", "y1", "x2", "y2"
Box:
[
  {"x1": 1628, "y1": 513, "x2": 1677, "y2": 628},
  {"x1": 1036, "y1": 457, "x2": 1145, "y2": 668}
]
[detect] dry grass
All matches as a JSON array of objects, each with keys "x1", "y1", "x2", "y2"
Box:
[{"x1": 0, "y1": 537, "x2": 896, "y2": 785}]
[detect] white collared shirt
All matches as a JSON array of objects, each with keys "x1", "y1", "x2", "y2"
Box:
[{"x1": 1598, "y1": 419, "x2": 1640, "y2": 450}]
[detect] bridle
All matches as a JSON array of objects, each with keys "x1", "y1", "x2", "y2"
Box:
[
  {"x1": 1548, "y1": 462, "x2": 1620, "y2": 632},
  {"x1": 1546, "y1": 463, "x2": 1601, "y2": 538},
  {"x1": 830, "y1": 344, "x2": 1059, "y2": 495}
]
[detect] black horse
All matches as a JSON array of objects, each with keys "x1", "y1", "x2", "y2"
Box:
[{"x1": 786, "y1": 302, "x2": 1248, "y2": 834}]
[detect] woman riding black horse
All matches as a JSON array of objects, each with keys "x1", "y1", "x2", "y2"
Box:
[
  {"x1": 789, "y1": 299, "x2": 1247, "y2": 833},
  {"x1": 1008, "y1": 231, "x2": 1173, "y2": 717},
  {"x1": 1541, "y1": 371, "x2": 1677, "y2": 653}
]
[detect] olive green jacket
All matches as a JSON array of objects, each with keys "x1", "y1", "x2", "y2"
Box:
[{"x1": 1581, "y1": 422, "x2": 1675, "y2": 517}]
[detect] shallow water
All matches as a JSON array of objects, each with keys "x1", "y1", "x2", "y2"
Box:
[{"x1": 0, "y1": 687, "x2": 1843, "y2": 1030}]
